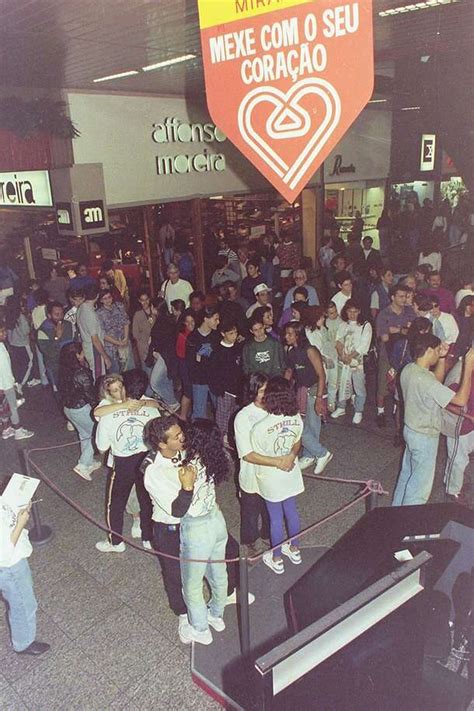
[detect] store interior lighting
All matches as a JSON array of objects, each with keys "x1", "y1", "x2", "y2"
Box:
[
  {"x1": 379, "y1": 0, "x2": 462, "y2": 16},
  {"x1": 93, "y1": 70, "x2": 139, "y2": 83},
  {"x1": 368, "y1": 99, "x2": 388, "y2": 104},
  {"x1": 400, "y1": 106, "x2": 421, "y2": 110},
  {"x1": 142, "y1": 55, "x2": 196, "y2": 72}
]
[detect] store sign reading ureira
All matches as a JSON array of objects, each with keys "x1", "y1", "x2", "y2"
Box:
[
  {"x1": 198, "y1": 0, "x2": 373, "y2": 203},
  {"x1": 0, "y1": 170, "x2": 53, "y2": 208}
]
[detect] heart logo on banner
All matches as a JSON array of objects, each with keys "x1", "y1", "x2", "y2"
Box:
[{"x1": 238, "y1": 78, "x2": 341, "y2": 193}]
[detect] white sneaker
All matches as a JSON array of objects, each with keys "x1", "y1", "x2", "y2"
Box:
[
  {"x1": 88, "y1": 460, "x2": 102, "y2": 473},
  {"x1": 73, "y1": 464, "x2": 92, "y2": 481},
  {"x1": 352, "y1": 412, "x2": 363, "y2": 424},
  {"x1": 225, "y1": 590, "x2": 256, "y2": 606},
  {"x1": 95, "y1": 540, "x2": 125, "y2": 553},
  {"x1": 179, "y1": 624, "x2": 213, "y2": 646},
  {"x1": 178, "y1": 614, "x2": 192, "y2": 644},
  {"x1": 208, "y1": 613, "x2": 225, "y2": 632},
  {"x1": 14, "y1": 427, "x2": 34, "y2": 440},
  {"x1": 330, "y1": 407, "x2": 346, "y2": 419},
  {"x1": 16, "y1": 397, "x2": 25, "y2": 408},
  {"x1": 142, "y1": 540, "x2": 152, "y2": 550},
  {"x1": 2, "y1": 426, "x2": 15, "y2": 440},
  {"x1": 131, "y1": 519, "x2": 142, "y2": 539},
  {"x1": 27, "y1": 378, "x2": 41, "y2": 387},
  {"x1": 314, "y1": 451, "x2": 333, "y2": 475},
  {"x1": 263, "y1": 551, "x2": 285, "y2": 575},
  {"x1": 281, "y1": 543, "x2": 302, "y2": 565},
  {"x1": 298, "y1": 456, "x2": 315, "y2": 470},
  {"x1": 66, "y1": 421, "x2": 75, "y2": 431}
]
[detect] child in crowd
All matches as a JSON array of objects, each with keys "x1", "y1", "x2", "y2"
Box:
[{"x1": 243, "y1": 311, "x2": 285, "y2": 377}]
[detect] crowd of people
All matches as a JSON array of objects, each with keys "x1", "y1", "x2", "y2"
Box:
[{"x1": 0, "y1": 211, "x2": 473, "y2": 655}]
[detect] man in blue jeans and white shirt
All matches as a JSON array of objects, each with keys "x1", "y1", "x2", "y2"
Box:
[
  {"x1": 392, "y1": 336, "x2": 474, "y2": 506},
  {"x1": 0, "y1": 496, "x2": 49, "y2": 655}
]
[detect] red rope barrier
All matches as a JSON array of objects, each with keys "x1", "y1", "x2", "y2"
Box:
[{"x1": 26, "y1": 442, "x2": 387, "y2": 565}]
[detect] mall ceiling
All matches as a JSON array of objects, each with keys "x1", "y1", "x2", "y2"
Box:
[{"x1": 0, "y1": 0, "x2": 471, "y2": 97}]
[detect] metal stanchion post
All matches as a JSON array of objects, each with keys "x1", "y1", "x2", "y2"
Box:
[
  {"x1": 365, "y1": 487, "x2": 379, "y2": 514},
  {"x1": 20, "y1": 449, "x2": 53, "y2": 546},
  {"x1": 239, "y1": 550, "x2": 251, "y2": 657}
]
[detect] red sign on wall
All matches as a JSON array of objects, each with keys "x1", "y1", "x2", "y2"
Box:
[{"x1": 198, "y1": 1, "x2": 373, "y2": 203}]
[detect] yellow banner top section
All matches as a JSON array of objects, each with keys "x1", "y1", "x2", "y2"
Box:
[{"x1": 198, "y1": 0, "x2": 313, "y2": 30}]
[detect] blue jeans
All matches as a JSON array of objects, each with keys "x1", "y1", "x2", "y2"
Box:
[
  {"x1": 180, "y1": 507, "x2": 228, "y2": 631},
  {"x1": 337, "y1": 369, "x2": 367, "y2": 413},
  {"x1": 392, "y1": 426, "x2": 439, "y2": 506},
  {"x1": 192, "y1": 384, "x2": 216, "y2": 420},
  {"x1": 302, "y1": 392, "x2": 328, "y2": 459},
  {"x1": 150, "y1": 355, "x2": 179, "y2": 408},
  {"x1": 0, "y1": 558, "x2": 37, "y2": 651},
  {"x1": 265, "y1": 497, "x2": 301, "y2": 557},
  {"x1": 64, "y1": 404, "x2": 95, "y2": 467}
]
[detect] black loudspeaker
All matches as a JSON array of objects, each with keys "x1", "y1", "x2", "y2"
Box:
[
  {"x1": 275, "y1": 504, "x2": 473, "y2": 711},
  {"x1": 285, "y1": 503, "x2": 474, "y2": 633}
]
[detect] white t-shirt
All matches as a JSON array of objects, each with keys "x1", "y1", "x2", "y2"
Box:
[
  {"x1": 0, "y1": 497, "x2": 32, "y2": 567},
  {"x1": 161, "y1": 278, "x2": 193, "y2": 309},
  {"x1": 144, "y1": 450, "x2": 216, "y2": 522},
  {"x1": 95, "y1": 398, "x2": 160, "y2": 457},
  {"x1": 234, "y1": 402, "x2": 267, "y2": 494},
  {"x1": 251, "y1": 413, "x2": 304, "y2": 502},
  {"x1": 331, "y1": 290, "x2": 351, "y2": 315},
  {"x1": 0, "y1": 342, "x2": 15, "y2": 390}
]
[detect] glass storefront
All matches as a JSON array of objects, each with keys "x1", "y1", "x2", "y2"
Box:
[{"x1": 324, "y1": 181, "x2": 386, "y2": 249}]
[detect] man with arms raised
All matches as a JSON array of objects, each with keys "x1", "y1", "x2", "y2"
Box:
[{"x1": 392, "y1": 338, "x2": 474, "y2": 506}]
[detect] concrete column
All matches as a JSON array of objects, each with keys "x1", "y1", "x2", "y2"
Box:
[{"x1": 302, "y1": 188, "x2": 317, "y2": 266}]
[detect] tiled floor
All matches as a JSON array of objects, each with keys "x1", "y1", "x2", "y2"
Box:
[{"x1": 1, "y1": 384, "x2": 468, "y2": 710}]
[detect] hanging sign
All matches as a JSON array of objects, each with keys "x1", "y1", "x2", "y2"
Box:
[{"x1": 198, "y1": 0, "x2": 373, "y2": 203}]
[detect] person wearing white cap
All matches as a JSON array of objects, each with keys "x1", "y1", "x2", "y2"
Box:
[{"x1": 246, "y1": 283, "x2": 272, "y2": 318}]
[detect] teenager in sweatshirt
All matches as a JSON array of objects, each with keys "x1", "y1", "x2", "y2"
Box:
[
  {"x1": 243, "y1": 311, "x2": 285, "y2": 377},
  {"x1": 185, "y1": 305, "x2": 220, "y2": 420},
  {"x1": 209, "y1": 317, "x2": 243, "y2": 442}
]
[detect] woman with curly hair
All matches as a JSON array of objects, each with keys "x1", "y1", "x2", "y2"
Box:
[
  {"x1": 250, "y1": 376, "x2": 304, "y2": 575},
  {"x1": 177, "y1": 419, "x2": 229, "y2": 644}
]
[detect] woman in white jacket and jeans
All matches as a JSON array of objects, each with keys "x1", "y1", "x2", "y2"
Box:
[{"x1": 332, "y1": 300, "x2": 372, "y2": 424}]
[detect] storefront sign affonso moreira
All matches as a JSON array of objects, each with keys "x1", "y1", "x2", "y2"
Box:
[{"x1": 152, "y1": 117, "x2": 227, "y2": 176}]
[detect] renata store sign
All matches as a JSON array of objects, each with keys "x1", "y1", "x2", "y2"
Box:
[
  {"x1": 198, "y1": 0, "x2": 373, "y2": 203},
  {"x1": 0, "y1": 170, "x2": 53, "y2": 208}
]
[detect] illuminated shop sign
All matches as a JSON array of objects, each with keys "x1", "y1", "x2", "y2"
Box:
[
  {"x1": 0, "y1": 170, "x2": 53, "y2": 207},
  {"x1": 329, "y1": 154, "x2": 356, "y2": 177},
  {"x1": 420, "y1": 134, "x2": 436, "y2": 172},
  {"x1": 152, "y1": 117, "x2": 227, "y2": 176}
]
